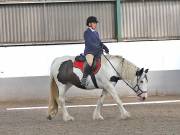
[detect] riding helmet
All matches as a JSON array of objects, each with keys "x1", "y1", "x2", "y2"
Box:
[{"x1": 86, "y1": 16, "x2": 99, "y2": 26}]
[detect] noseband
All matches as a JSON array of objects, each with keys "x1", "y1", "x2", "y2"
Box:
[{"x1": 133, "y1": 75, "x2": 147, "y2": 97}]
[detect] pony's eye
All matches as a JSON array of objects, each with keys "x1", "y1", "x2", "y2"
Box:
[{"x1": 140, "y1": 80, "x2": 143, "y2": 83}]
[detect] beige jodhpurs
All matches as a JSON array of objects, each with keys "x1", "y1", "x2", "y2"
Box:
[{"x1": 85, "y1": 54, "x2": 94, "y2": 66}]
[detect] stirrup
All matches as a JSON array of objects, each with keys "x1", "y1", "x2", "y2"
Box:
[{"x1": 81, "y1": 77, "x2": 87, "y2": 87}]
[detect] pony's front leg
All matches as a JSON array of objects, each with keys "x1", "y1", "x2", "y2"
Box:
[
  {"x1": 105, "y1": 84, "x2": 131, "y2": 119},
  {"x1": 93, "y1": 90, "x2": 108, "y2": 120},
  {"x1": 58, "y1": 83, "x2": 74, "y2": 122}
]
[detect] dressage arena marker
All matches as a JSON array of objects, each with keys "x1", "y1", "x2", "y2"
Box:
[{"x1": 6, "y1": 100, "x2": 180, "y2": 111}]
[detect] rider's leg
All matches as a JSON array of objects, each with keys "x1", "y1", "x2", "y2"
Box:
[
  {"x1": 81, "y1": 54, "x2": 94, "y2": 87},
  {"x1": 86, "y1": 54, "x2": 94, "y2": 66}
]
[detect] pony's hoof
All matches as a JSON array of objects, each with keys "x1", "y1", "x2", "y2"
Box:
[
  {"x1": 93, "y1": 112, "x2": 104, "y2": 120},
  {"x1": 47, "y1": 115, "x2": 52, "y2": 120},
  {"x1": 63, "y1": 115, "x2": 75, "y2": 122},
  {"x1": 93, "y1": 115, "x2": 104, "y2": 120},
  {"x1": 121, "y1": 112, "x2": 131, "y2": 120}
]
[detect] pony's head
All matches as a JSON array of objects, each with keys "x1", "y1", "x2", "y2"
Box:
[
  {"x1": 104, "y1": 55, "x2": 149, "y2": 101},
  {"x1": 134, "y1": 68, "x2": 149, "y2": 101}
]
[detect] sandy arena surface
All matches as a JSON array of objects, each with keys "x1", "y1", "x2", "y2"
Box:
[{"x1": 0, "y1": 96, "x2": 180, "y2": 135}]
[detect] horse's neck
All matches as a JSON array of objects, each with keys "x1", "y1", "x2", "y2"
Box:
[
  {"x1": 108, "y1": 55, "x2": 138, "y2": 84},
  {"x1": 121, "y1": 59, "x2": 138, "y2": 84},
  {"x1": 101, "y1": 55, "x2": 138, "y2": 84},
  {"x1": 101, "y1": 55, "x2": 121, "y2": 76}
]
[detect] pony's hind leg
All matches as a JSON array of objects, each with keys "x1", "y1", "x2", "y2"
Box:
[
  {"x1": 93, "y1": 90, "x2": 108, "y2": 120},
  {"x1": 57, "y1": 82, "x2": 74, "y2": 122}
]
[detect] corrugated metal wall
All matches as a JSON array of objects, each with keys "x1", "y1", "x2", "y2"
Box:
[
  {"x1": 121, "y1": 0, "x2": 180, "y2": 40},
  {"x1": 0, "y1": 4, "x2": 45, "y2": 44},
  {"x1": 0, "y1": 1, "x2": 115, "y2": 46},
  {"x1": 0, "y1": 0, "x2": 180, "y2": 45}
]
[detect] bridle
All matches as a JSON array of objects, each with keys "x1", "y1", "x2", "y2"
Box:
[
  {"x1": 103, "y1": 54, "x2": 147, "y2": 97},
  {"x1": 133, "y1": 75, "x2": 148, "y2": 96}
]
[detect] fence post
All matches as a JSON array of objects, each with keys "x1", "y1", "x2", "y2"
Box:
[{"x1": 115, "y1": 0, "x2": 121, "y2": 42}]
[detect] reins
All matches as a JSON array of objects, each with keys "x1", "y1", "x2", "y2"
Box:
[{"x1": 102, "y1": 53, "x2": 145, "y2": 96}]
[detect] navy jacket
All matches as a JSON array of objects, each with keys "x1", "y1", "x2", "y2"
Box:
[{"x1": 83, "y1": 28, "x2": 108, "y2": 58}]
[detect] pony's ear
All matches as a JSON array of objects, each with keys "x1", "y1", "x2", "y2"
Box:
[
  {"x1": 145, "y1": 69, "x2": 149, "y2": 73},
  {"x1": 136, "y1": 68, "x2": 144, "y2": 76}
]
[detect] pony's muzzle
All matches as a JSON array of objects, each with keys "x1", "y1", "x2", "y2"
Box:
[
  {"x1": 138, "y1": 93, "x2": 147, "y2": 101},
  {"x1": 142, "y1": 97, "x2": 146, "y2": 101},
  {"x1": 138, "y1": 96, "x2": 146, "y2": 101}
]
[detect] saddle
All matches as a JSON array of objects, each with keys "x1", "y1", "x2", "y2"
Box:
[
  {"x1": 73, "y1": 55, "x2": 101, "y2": 88},
  {"x1": 73, "y1": 55, "x2": 101, "y2": 75}
]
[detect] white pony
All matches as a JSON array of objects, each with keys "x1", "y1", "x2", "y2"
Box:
[{"x1": 47, "y1": 55, "x2": 149, "y2": 121}]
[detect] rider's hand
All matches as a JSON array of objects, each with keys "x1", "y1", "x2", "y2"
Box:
[{"x1": 104, "y1": 47, "x2": 109, "y2": 54}]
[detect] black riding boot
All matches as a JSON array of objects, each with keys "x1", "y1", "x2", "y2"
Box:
[{"x1": 81, "y1": 63, "x2": 92, "y2": 87}]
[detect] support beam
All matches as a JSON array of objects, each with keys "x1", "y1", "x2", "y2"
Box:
[{"x1": 115, "y1": 0, "x2": 121, "y2": 41}]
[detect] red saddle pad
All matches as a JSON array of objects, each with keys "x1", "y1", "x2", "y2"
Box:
[{"x1": 73, "y1": 59, "x2": 101, "y2": 74}]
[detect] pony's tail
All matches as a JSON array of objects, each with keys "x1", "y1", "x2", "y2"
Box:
[{"x1": 47, "y1": 76, "x2": 59, "y2": 120}]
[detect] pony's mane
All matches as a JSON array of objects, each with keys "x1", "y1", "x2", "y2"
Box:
[{"x1": 103, "y1": 55, "x2": 139, "y2": 82}]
